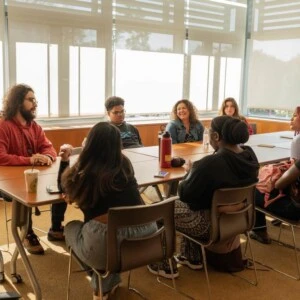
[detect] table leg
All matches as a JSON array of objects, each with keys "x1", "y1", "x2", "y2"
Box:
[{"x1": 11, "y1": 200, "x2": 42, "y2": 300}]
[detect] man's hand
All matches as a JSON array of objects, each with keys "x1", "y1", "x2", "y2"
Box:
[{"x1": 30, "y1": 153, "x2": 53, "y2": 166}]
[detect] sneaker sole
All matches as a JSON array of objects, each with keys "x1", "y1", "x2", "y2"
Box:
[
  {"x1": 178, "y1": 260, "x2": 203, "y2": 270},
  {"x1": 147, "y1": 265, "x2": 179, "y2": 279},
  {"x1": 47, "y1": 234, "x2": 65, "y2": 242},
  {"x1": 25, "y1": 248, "x2": 45, "y2": 255},
  {"x1": 175, "y1": 257, "x2": 203, "y2": 270}
]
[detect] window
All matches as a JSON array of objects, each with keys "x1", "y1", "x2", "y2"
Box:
[
  {"x1": 0, "y1": 3, "x2": 5, "y2": 101},
  {"x1": 0, "y1": 0, "x2": 251, "y2": 123},
  {"x1": 246, "y1": 0, "x2": 300, "y2": 119},
  {"x1": 186, "y1": 0, "x2": 247, "y2": 112},
  {"x1": 7, "y1": 0, "x2": 109, "y2": 119}
]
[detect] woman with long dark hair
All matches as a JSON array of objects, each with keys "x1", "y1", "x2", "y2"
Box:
[{"x1": 59, "y1": 122, "x2": 156, "y2": 299}]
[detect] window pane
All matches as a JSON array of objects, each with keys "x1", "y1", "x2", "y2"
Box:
[
  {"x1": 218, "y1": 57, "x2": 242, "y2": 107},
  {"x1": 187, "y1": 0, "x2": 247, "y2": 111},
  {"x1": 8, "y1": 0, "x2": 109, "y2": 119},
  {"x1": 0, "y1": 2, "x2": 4, "y2": 100},
  {"x1": 80, "y1": 47, "x2": 105, "y2": 115},
  {"x1": 0, "y1": 41, "x2": 3, "y2": 101},
  {"x1": 116, "y1": 49, "x2": 183, "y2": 113},
  {"x1": 246, "y1": 1, "x2": 300, "y2": 114},
  {"x1": 114, "y1": 0, "x2": 185, "y2": 114},
  {"x1": 16, "y1": 42, "x2": 49, "y2": 117}
]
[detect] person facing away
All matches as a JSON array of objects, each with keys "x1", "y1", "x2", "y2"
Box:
[
  {"x1": 148, "y1": 116, "x2": 259, "y2": 278},
  {"x1": 105, "y1": 96, "x2": 143, "y2": 149},
  {"x1": 219, "y1": 97, "x2": 254, "y2": 135},
  {"x1": 290, "y1": 106, "x2": 300, "y2": 160},
  {"x1": 0, "y1": 83, "x2": 62, "y2": 255},
  {"x1": 175, "y1": 116, "x2": 259, "y2": 273},
  {"x1": 166, "y1": 99, "x2": 204, "y2": 144},
  {"x1": 59, "y1": 122, "x2": 157, "y2": 299}
]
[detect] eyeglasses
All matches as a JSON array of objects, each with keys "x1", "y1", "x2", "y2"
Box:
[
  {"x1": 110, "y1": 109, "x2": 125, "y2": 115},
  {"x1": 25, "y1": 97, "x2": 38, "y2": 104}
]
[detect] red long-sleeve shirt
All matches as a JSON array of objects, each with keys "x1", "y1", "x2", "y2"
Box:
[{"x1": 0, "y1": 118, "x2": 57, "y2": 165}]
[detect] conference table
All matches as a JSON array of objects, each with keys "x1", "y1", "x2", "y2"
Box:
[{"x1": 0, "y1": 131, "x2": 294, "y2": 299}]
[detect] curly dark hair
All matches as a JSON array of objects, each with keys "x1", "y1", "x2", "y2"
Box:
[
  {"x1": 171, "y1": 99, "x2": 199, "y2": 124},
  {"x1": 2, "y1": 84, "x2": 34, "y2": 120}
]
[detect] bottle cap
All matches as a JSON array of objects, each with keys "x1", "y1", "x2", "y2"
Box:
[{"x1": 163, "y1": 131, "x2": 171, "y2": 138}]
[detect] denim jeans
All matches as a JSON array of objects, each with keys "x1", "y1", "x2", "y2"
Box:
[{"x1": 65, "y1": 219, "x2": 157, "y2": 293}]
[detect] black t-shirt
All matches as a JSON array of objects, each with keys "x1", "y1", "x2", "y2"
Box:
[
  {"x1": 82, "y1": 177, "x2": 143, "y2": 222},
  {"x1": 116, "y1": 122, "x2": 143, "y2": 149},
  {"x1": 57, "y1": 159, "x2": 143, "y2": 223}
]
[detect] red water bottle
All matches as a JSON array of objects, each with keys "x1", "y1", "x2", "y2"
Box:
[{"x1": 160, "y1": 131, "x2": 172, "y2": 168}]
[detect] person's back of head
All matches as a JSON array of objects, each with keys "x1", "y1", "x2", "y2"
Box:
[
  {"x1": 62, "y1": 122, "x2": 134, "y2": 208},
  {"x1": 80, "y1": 121, "x2": 122, "y2": 166},
  {"x1": 2, "y1": 84, "x2": 34, "y2": 120},
  {"x1": 105, "y1": 96, "x2": 125, "y2": 112},
  {"x1": 211, "y1": 115, "x2": 249, "y2": 145}
]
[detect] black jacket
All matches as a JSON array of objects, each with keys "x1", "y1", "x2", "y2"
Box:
[{"x1": 178, "y1": 146, "x2": 259, "y2": 211}]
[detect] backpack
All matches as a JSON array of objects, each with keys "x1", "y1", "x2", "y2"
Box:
[{"x1": 256, "y1": 161, "x2": 293, "y2": 207}]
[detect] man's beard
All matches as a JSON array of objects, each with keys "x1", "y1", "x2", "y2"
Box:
[{"x1": 20, "y1": 105, "x2": 36, "y2": 122}]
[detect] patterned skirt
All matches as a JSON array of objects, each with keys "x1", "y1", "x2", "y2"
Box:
[{"x1": 174, "y1": 199, "x2": 210, "y2": 262}]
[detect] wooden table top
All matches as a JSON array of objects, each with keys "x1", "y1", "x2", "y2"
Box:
[
  {"x1": 125, "y1": 142, "x2": 214, "y2": 158},
  {"x1": 0, "y1": 132, "x2": 294, "y2": 207},
  {"x1": 0, "y1": 173, "x2": 62, "y2": 207}
]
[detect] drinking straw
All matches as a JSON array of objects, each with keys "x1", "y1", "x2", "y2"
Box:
[{"x1": 31, "y1": 158, "x2": 36, "y2": 172}]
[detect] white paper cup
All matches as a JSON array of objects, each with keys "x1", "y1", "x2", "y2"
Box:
[{"x1": 24, "y1": 169, "x2": 40, "y2": 193}]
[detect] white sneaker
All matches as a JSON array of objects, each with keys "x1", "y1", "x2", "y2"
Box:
[{"x1": 175, "y1": 255, "x2": 203, "y2": 270}]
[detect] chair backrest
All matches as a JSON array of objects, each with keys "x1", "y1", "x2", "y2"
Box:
[
  {"x1": 106, "y1": 198, "x2": 175, "y2": 273},
  {"x1": 210, "y1": 183, "x2": 256, "y2": 243}
]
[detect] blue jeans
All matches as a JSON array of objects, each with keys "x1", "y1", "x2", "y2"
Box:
[{"x1": 65, "y1": 219, "x2": 157, "y2": 293}]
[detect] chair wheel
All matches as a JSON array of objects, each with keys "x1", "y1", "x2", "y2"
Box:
[
  {"x1": 11, "y1": 274, "x2": 22, "y2": 283},
  {"x1": 0, "y1": 272, "x2": 4, "y2": 283}
]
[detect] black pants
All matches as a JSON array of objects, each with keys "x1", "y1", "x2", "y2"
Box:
[
  {"x1": 51, "y1": 202, "x2": 68, "y2": 230},
  {"x1": 1, "y1": 192, "x2": 67, "y2": 234},
  {"x1": 254, "y1": 189, "x2": 300, "y2": 232}
]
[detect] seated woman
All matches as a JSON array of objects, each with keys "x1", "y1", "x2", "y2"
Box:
[
  {"x1": 164, "y1": 99, "x2": 204, "y2": 197},
  {"x1": 290, "y1": 106, "x2": 300, "y2": 160},
  {"x1": 58, "y1": 122, "x2": 157, "y2": 300},
  {"x1": 219, "y1": 97, "x2": 253, "y2": 135},
  {"x1": 166, "y1": 99, "x2": 204, "y2": 144},
  {"x1": 148, "y1": 116, "x2": 259, "y2": 277},
  {"x1": 251, "y1": 161, "x2": 300, "y2": 244},
  {"x1": 174, "y1": 116, "x2": 259, "y2": 271},
  {"x1": 251, "y1": 106, "x2": 300, "y2": 244}
]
